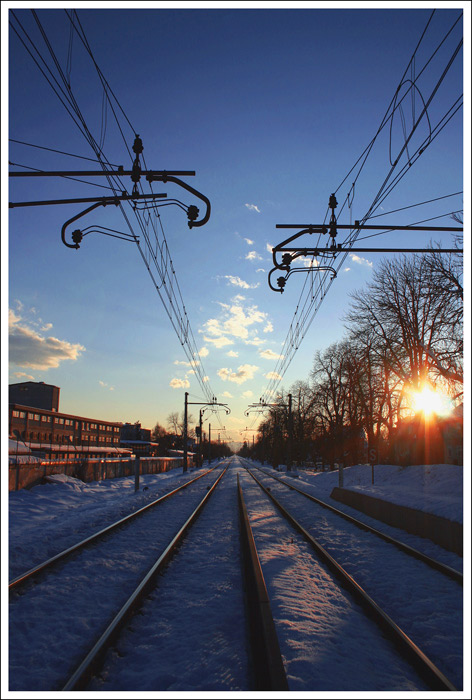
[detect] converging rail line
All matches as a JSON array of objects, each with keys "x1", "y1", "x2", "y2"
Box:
[
  {"x1": 9, "y1": 463, "x2": 228, "y2": 691},
  {"x1": 241, "y1": 463, "x2": 457, "y2": 691},
  {"x1": 250, "y1": 462, "x2": 462, "y2": 584},
  {"x1": 62, "y1": 465, "x2": 229, "y2": 690},
  {"x1": 9, "y1": 464, "x2": 219, "y2": 591},
  {"x1": 9, "y1": 458, "x2": 461, "y2": 691}
]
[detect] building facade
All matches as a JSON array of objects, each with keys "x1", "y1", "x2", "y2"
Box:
[
  {"x1": 9, "y1": 381, "x2": 123, "y2": 457},
  {"x1": 120, "y1": 422, "x2": 159, "y2": 457},
  {"x1": 9, "y1": 381, "x2": 60, "y2": 412},
  {"x1": 9, "y1": 404, "x2": 123, "y2": 450}
]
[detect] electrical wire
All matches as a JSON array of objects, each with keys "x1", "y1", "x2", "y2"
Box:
[
  {"x1": 8, "y1": 139, "x2": 121, "y2": 166},
  {"x1": 259, "y1": 10, "x2": 463, "y2": 405},
  {"x1": 8, "y1": 161, "x2": 118, "y2": 191},
  {"x1": 366, "y1": 191, "x2": 462, "y2": 220},
  {"x1": 10, "y1": 9, "x2": 219, "y2": 410}
]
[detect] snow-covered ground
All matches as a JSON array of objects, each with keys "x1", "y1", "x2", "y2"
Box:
[
  {"x1": 291, "y1": 462, "x2": 463, "y2": 522},
  {"x1": 4, "y1": 459, "x2": 469, "y2": 696}
]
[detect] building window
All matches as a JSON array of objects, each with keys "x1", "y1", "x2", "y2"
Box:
[
  {"x1": 28, "y1": 413, "x2": 35, "y2": 420},
  {"x1": 13, "y1": 410, "x2": 20, "y2": 418}
]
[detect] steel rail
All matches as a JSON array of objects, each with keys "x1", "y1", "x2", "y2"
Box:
[
  {"x1": 62, "y1": 465, "x2": 228, "y2": 691},
  {"x1": 237, "y1": 474, "x2": 289, "y2": 691},
  {"x1": 9, "y1": 465, "x2": 219, "y2": 591},
  {"x1": 250, "y1": 463, "x2": 462, "y2": 584},
  {"x1": 243, "y1": 465, "x2": 457, "y2": 691}
]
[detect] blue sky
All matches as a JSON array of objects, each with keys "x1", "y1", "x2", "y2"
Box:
[{"x1": 4, "y1": 3, "x2": 467, "y2": 449}]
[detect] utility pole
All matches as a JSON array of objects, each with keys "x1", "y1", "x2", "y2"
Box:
[
  {"x1": 208, "y1": 423, "x2": 211, "y2": 463},
  {"x1": 183, "y1": 392, "x2": 189, "y2": 473},
  {"x1": 183, "y1": 394, "x2": 230, "y2": 471},
  {"x1": 287, "y1": 393, "x2": 293, "y2": 472}
]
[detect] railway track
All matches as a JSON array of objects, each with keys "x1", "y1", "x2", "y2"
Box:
[
  {"x1": 240, "y1": 461, "x2": 460, "y2": 691},
  {"x1": 250, "y1": 461, "x2": 462, "y2": 583},
  {"x1": 9, "y1": 462, "x2": 229, "y2": 691},
  {"x1": 9, "y1": 463, "x2": 220, "y2": 590},
  {"x1": 63, "y1": 464, "x2": 230, "y2": 690},
  {"x1": 9, "y1": 457, "x2": 462, "y2": 691}
]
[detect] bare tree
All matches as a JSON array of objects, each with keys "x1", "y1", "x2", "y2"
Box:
[
  {"x1": 345, "y1": 254, "x2": 463, "y2": 402},
  {"x1": 166, "y1": 411, "x2": 195, "y2": 437}
]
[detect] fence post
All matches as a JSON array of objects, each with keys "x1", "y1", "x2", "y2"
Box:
[{"x1": 134, "y1": 455, "x2": 140, "y2": 492}]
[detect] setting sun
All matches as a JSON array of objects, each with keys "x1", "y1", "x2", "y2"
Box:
[{"x1": 411, "y1": 386, "x2": 453, "y2": 417}]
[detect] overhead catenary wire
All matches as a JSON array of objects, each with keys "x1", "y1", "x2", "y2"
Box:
[
  {"x1": 9, "y1": 161, "x2": 118, "y2": 191},
  {"x1": 10, "y1": 9, "x2": 219, "y2": 409},
  {"x1": 259, "y1": 10, "x2": 463, "y2": 408},
  {"x1": 9, "y1": 138, "x2": 121, "y2": 166}
]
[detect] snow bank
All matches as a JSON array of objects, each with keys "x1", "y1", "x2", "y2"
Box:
[{"x1": 294, "y1": 463, "x2": 463, "y2": 523}]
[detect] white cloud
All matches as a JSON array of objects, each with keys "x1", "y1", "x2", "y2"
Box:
[
  {"x1": 174, "y1": 359, "x2": 199, "y2": 367},
  {"x1": 244, "y1": 336, "x2": 265, "y2": 346},
  {"x1": 201, "y1": 300, "x2": 269, "y2": 348},
  {"x1": 9, "y1": 308, "x2": 85, "y2": 370},
  {"x1": 349, "y1": 253, "x2": 373, "y2": 268},
  {"x1": 266, "y1": 243, "x2": 273, "y2": 253},
  {"x1": 221, "y1": 275, "x2": 259, "y2": 290},
  {"x1": 218, "y1": 364, "x2": 259, "y2": 384},
  {"x1": 244, "y1": 237, "x2": 254, "y2": 245},
  {"x1": 259, "y1": 348, "x2": 284, "y2": 360},
  {"x1": 256, "y1": 268, "x2": 266, "y2": 273},
  {"x1": 300, "y1": 256, "x2": 321, "y2": 268},
  {"x1": 13, "y1": 371, "x2": 35, "y2": 380},
  {"x1": 227, "y1": 350, "x2": 239, "y2": 357},
  {"x1": 99, "y1": 380, "x2": 114, "y2": 391},
  {"x1": 204, "y1": 335, "x2": 234, "y2": 348},
  {"x1": 246, "y1": 251, "x2": 263, "y2": 261},
  {"x1": 170, "y1": 377, "x2": 190, "y2": 389},
  {"x1": 242, "y1": 390, "x2": 253, "y2": 398},
  {"x1": 202, "y1": 376, "x2": 209, "y2": 383},
  {"x1": 245, "y1": 203, "x2": 261, "y2": 213},
  {"x1": 221, "y1": 391, "x2": 233, "y2": 398},
  {"x1": 199, "y1": 346, "x2": 209, "y2": 357},
  {"x1": 263, "y1": 322, "x2": 273, "y2": 333},
  {"x1": 265, "y1": 371, "x2": 283, "y2": 380}
]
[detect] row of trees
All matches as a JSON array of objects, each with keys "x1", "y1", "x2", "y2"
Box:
[
  {"x1": 239, "y1": 246, "x2": 463, "y2": 467},
  {"x1": 152, "y1": 411, "x2": 232, "y2": 462}
]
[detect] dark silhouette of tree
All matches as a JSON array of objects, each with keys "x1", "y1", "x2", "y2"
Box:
[{"x1": 345, "y1": 254, "x2": 463, "y2": 402}]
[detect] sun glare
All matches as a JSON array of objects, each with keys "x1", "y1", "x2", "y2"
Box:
[{"x1": 411, "y1": 386, "x2": 453, "y2": 417}]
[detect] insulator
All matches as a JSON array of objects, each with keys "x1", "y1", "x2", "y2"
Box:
[
  {"x1": 329, "y1": 193, "x2": 338, "y2": 210},
  {"x1": 282, "y1": 253, "x2": 292, "y2": 267},
  {"x1": 131, "y1": 163, "x2": 141, "y2": 183},
  {"x1": 187, "y1": 205, "x2": 199, "y2": 221},
  {"x1": 71, "y1": 229, "x2": 83, "y2": 244},
  {"x1": 132, "y1": 135, "x2": 143, "y2": 155},
  {"x1": 277, "y1": 276, "x2": 286, "y2": 289}
]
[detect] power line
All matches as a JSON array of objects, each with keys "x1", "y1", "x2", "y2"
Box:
[
  {"x1": 8, "y1": 138, "x2": 121, "y2": 166},
  {"x1": 366, "y1": 191, "x2": 462, "y2": 220},
  {"x1": 10, "y1": 9, "x2": 218, "y2": 407},
  {"x1": 259, "y1": 11, "x2": 463, "y2": 404}
]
